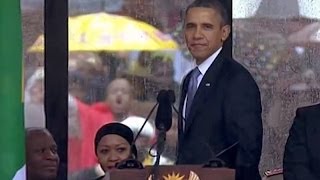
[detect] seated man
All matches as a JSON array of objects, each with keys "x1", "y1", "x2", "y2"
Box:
[
  {"x1": 283, "y1": 103, "x2": 320, "y2": 180},
  {"x1": 13, "y1": 128, "x2": 60, "y2": 180},
  {"x1": 26, "y1": 128, "x2": 60, "y2": 180}
]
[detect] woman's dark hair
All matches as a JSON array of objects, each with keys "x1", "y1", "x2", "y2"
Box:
[{"x1": 94, "y1": 123, "x2": 138, "y2": 158}]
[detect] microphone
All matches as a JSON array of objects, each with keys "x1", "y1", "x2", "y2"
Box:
[
  {"x1": 202, "y1": 158, "x2": 226, "y2": 168},
  {"x1": 150, "y1": 90, "x2": 175, "y2": 180},
  {"x1": 167, "y1": 89, "x2": 176, "y2": 104},
  {"x1": 155, "y1": 90, "x2": 174, "y2": 132},
  {"x1": 116, "y1": 159, "x2": 144, "y2": 169}
]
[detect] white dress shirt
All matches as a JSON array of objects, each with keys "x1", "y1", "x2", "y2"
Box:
[{"x1": 12, "y1": 165, "x2": 26, "y2": 180}]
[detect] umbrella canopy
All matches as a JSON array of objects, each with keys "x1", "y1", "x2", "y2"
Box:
[{"x1": 28, "y1": 12, "x2": 178, "y2": 52}]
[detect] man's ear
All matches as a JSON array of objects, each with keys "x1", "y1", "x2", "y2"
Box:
[{"x1": 221, "y1": 24, "x2": 231, "y2": 42}]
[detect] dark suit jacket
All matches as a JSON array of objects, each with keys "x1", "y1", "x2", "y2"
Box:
[
  {"x1": 283, "y1": 103, "x2": 320, "y2": 180},
  {"x1": 176, "y1": 52, "x2": 263, "y2": 180}
]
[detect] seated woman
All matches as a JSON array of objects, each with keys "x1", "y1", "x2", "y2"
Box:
[{"x1": 94, "y1": 122, "x2": 140, "y2": 180}]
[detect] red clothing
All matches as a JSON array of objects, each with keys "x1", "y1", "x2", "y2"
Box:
[{"x1": 68, "y1": 100, "x2": 113, "y2": 172}]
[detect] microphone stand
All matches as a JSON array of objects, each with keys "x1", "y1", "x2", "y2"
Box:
[
  {"x1": 133, "y1": 102, "x2": 158, "y2": 143},
  {"x1": 150, "y1": 130, "x2": 166, "y2": 180}
]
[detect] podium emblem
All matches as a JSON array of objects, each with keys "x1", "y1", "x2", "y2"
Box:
[
  {"x1": 163, "y1": 172, "x2": 184, "y2": 180},
  {"x1": 148, "y1": 171, "x2": 200, "y2": 180}
]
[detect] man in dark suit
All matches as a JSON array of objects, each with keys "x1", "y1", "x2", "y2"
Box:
[
  {"x1": 283, "y1": 103, "x2": 320, "y2": 180},
  {"x1": 176, "y1": 0, "x2": 263, "y2": 179}
]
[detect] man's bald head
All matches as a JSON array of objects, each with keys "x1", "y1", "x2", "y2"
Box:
[
  {"x1": 26, "y1": 127, "x2": 50, "y2": 138},
  {"x1": 26, "y1": 128, "x2": 59, "y2": 180}
]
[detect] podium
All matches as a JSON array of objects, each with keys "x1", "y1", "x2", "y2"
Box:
[{"x1": 110, "y1": 165, "x2": 235, "y2": 180}]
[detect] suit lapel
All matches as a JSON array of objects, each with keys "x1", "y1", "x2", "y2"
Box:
[
  {"x1": 178, "y1": 72, "x2": 191, "y2": 141},
  {"x1": 184, "y1": 54, "x2": 226, "y2": 133}
]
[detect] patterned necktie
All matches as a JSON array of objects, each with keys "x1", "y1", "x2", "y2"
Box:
[{"x1": 185, "y1": 67, "x2": 201, "y2": 120}]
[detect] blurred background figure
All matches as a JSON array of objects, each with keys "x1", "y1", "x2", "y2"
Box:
[
  {"x1": 129, "y1": 51, "x2": 152, "y2": 77},
  {"x1": 102, "y1": 78, "x2": 133, "y2": 122},
  {"x1": 149, "y1": 52, "x2": 176, "y2": 92},
  {"x1": 126, "y1": 51, "x2": 179, "y2": 101},
  {"x1": 69, "y1": 52, "x2": 109, "y2": 104},
  {"x1": 24, "y1": 67, "x2": 45, "y2": 128},
  {"x1": 68, "y1": 93, "x2": 114, "y2": 173},
  {"x1": 68, "y1": 94, "x2": 81, "y2": 140}
]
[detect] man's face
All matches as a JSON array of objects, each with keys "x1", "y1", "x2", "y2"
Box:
[
  {"x1": 106, "y1": 79, "x2": 132, "y2": 115},
  {"x1": 184, "y1": 7, "x2": 230, "y2": 64},
  {"x1": 26, "y1": 130, "x2": 60, "y2": 180}
]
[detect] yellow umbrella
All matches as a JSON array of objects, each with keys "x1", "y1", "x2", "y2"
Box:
[{"x1": 28, "y1": 12, "x2": 178, "y2": 52}]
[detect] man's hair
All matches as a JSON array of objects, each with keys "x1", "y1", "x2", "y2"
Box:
[
  {"x1": 26, "y1": 127, "x2": 49, "y2": 136},
  {"x1": 25, "y1": 127, "x2": 52, "y2": 142},
  {"x1": 185, "y1": 0, "x2": 230, "y2": 26}
]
